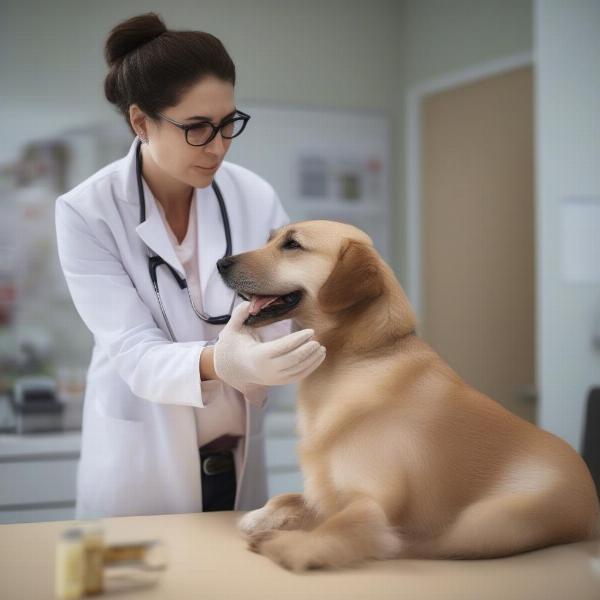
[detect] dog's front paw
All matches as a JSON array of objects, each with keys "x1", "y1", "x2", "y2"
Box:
[
  {"x1": 246, "y1": 529, "x2": 326, "y2": 573},
  {"x1": 238, "y1": 501, "x2": 307, "y2": 538},
  {"x1": 238, "y1": 508, "x2": 270, "y2": 538},
  {"x1": 238, "y1": 506, "x2": 292, "y2": 538}
]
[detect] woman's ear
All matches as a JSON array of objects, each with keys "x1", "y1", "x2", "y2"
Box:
[
  {"x1": 317, "y1": 238, "x2": 384, "y2": 314},
  {"x1": 129, "y1": 104, "x2": 148, "y2": 139}
]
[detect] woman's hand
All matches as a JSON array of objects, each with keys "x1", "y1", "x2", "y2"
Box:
[{"x1": 213, "y1": 301, "x2": 326, "y2": 394}]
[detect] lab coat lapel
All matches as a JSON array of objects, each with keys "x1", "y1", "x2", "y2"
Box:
[{"x1": 135, "y1": 178, "x2": 185, "y2": 278}]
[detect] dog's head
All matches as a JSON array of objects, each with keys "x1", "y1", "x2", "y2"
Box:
[{"x1": 217, "y1": 220, "x2": 387, "y2": 327}]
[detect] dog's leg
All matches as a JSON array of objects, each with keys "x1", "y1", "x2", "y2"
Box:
[
  {"x1": 237, "y1": 493, "x2": 319, "y2": 538},
  {"x1": 402, "y1": 491, "x2": 598, "y2": 559},
  {"x1": 247, "y1": 494, "x2": 403, "y2": 572}
]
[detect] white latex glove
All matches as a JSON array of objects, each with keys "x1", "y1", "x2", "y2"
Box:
[{"x1": 213, "y1": 301, "x2": 326, "y2": 395}]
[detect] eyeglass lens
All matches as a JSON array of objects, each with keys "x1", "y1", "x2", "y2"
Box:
[{"x1": 187, "y1": 117, "x2": 246, "y2": 146}]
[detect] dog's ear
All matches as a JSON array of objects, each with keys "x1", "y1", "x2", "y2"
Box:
[{"x1": 317, "y1": 238, "x2": 384, "y2": 314}]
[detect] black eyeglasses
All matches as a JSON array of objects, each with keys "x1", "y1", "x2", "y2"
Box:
[{"x1": 155, "y1": 109, "x2": 251, "y2": 147}]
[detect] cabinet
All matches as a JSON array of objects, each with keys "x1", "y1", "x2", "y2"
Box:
[{"x1": 0, "y1": 432, "x2": 80, "y2": 524}]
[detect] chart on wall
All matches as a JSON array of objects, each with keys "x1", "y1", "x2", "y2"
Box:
[{"x1": 225, "y1": 101, "x2": 392, "y2": 262}]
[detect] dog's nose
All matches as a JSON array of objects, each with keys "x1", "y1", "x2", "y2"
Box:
[{"x1": 217, "y1": 256, "x2": 236, "y2": 275}]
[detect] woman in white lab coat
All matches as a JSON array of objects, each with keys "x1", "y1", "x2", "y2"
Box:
[{"x1": 54, "y1": 12, "x2": 325, "y2": 519}]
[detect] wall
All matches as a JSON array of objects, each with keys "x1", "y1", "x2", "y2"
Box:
[{"x1": 534, "y1": 0, "x2": 600, "y2": 449}]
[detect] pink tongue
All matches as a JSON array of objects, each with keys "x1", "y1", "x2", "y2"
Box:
[{"x1": 250, "y1": 295, "x2": 280, "y2": 315}]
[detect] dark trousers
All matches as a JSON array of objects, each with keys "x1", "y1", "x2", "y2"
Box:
[{"x1": 200, "y1": 448, "x2": 237, "y2": 512}]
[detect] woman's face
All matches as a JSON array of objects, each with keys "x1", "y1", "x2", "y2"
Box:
[{"x1": 131, "y1": 76, "x2": 236, "y2": 189}]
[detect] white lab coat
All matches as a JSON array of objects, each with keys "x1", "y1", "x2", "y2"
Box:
[{"x1": 55, "y1": 137, "x2": 292, "y2": 518}]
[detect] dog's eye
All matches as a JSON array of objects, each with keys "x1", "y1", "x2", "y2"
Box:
[{"x1": 281, "y1": 239, "x2": 302, "y2": 250}]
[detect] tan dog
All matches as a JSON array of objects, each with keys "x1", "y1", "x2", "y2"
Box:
[{"x1": 218, "y1": 220, "x2": 600, "y2": 572}]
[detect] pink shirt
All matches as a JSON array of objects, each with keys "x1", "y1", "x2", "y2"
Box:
[{"x1": 155, "y1": 190, "x2": 245, "y2": 449}]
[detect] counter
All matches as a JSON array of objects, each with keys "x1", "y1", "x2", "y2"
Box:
[{"x1": 1, "y1": 511, "x2": 599, "y2": 599}]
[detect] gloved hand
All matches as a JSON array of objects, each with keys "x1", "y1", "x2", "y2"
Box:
[{"x1": 213, "y1": 301, "x2": 326, "y2": 395}]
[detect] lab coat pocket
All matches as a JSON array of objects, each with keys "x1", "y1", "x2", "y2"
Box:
[{"x1": 97, "y1": 413, "x2": 144, "y2": 467}]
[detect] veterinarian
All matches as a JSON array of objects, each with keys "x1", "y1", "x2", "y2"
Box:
[{"x1": 54, "y1": 12, "x2": 325, "y2": 519}]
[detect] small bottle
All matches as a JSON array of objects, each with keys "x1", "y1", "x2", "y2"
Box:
[
  {"x1": 54, "y1": 528, "x2": 84, "y2": 600},
  {"x1": 80, "y1": 521, "x2": 105, "y2": 595}
]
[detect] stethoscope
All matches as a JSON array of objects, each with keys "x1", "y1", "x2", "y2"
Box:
[{"x1": 135, "y1": 138, "x2": 238, "y2": 342}]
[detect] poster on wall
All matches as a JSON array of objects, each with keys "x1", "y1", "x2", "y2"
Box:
[{"x1": 296, "y1": 150, "x2": 384, "y2": 204}]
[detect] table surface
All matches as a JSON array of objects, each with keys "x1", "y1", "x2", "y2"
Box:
[{"x1": 1, "y1": 511, "x2": 599, "y2": 600}]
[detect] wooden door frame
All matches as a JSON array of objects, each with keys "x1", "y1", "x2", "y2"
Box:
[{"x1": 405, "y1": 53, "x2": 534, "y2": 323}]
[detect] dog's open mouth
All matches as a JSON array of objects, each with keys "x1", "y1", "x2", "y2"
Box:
[{"x1": 238, "y1": 290, "x2": 303, "y2": 325}]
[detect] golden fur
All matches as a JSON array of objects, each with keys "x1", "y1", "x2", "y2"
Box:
[{"x1": 221, "y1": 220, "x2": 600, "y2": 572}]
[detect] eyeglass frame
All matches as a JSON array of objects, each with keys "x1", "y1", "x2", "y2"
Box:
[{"x1": 154, "y1": 109, "x2": 251, "y2": 146}]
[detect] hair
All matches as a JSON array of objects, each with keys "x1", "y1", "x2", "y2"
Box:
[{"x1": 103, "y1": 12, "x2": 236, "y2": 136}]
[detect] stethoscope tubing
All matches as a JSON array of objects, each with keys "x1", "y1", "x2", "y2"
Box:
[{"x1": 135, "y1": 138, "x2": 237, "y2": 341}]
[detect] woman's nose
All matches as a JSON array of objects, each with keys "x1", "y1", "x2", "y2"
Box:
[{"x1": 205, "y1": 130, "x2": 225, "y2": 154}]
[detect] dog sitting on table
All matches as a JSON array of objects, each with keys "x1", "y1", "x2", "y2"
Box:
[{"x1": 217, "y1": 219, "x2": 600, "y2": 572}]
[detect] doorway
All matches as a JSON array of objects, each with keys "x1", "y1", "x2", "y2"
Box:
[{"x1": 407, "y1": 58, "x2": 536, "y2": 423}]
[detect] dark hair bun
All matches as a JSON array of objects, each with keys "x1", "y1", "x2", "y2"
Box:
[
  {"x1": 103, "y1": 13, "x2": 236, "y2": 136},
  {"x1": 104, "y1": 12, "x2": 167, "y2": 67}
]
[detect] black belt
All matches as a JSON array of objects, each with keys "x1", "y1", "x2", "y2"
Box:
[
  {"x1": 199, "y1": 435, "x2": 239, "y2": 476},
  {"x1": 200, "y1": 449, "x2": 235, "y2": 476}
]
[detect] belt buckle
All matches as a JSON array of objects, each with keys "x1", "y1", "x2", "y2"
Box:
[{"x1": 202, "y1": 452, "x2": 233, "y2": 476}]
